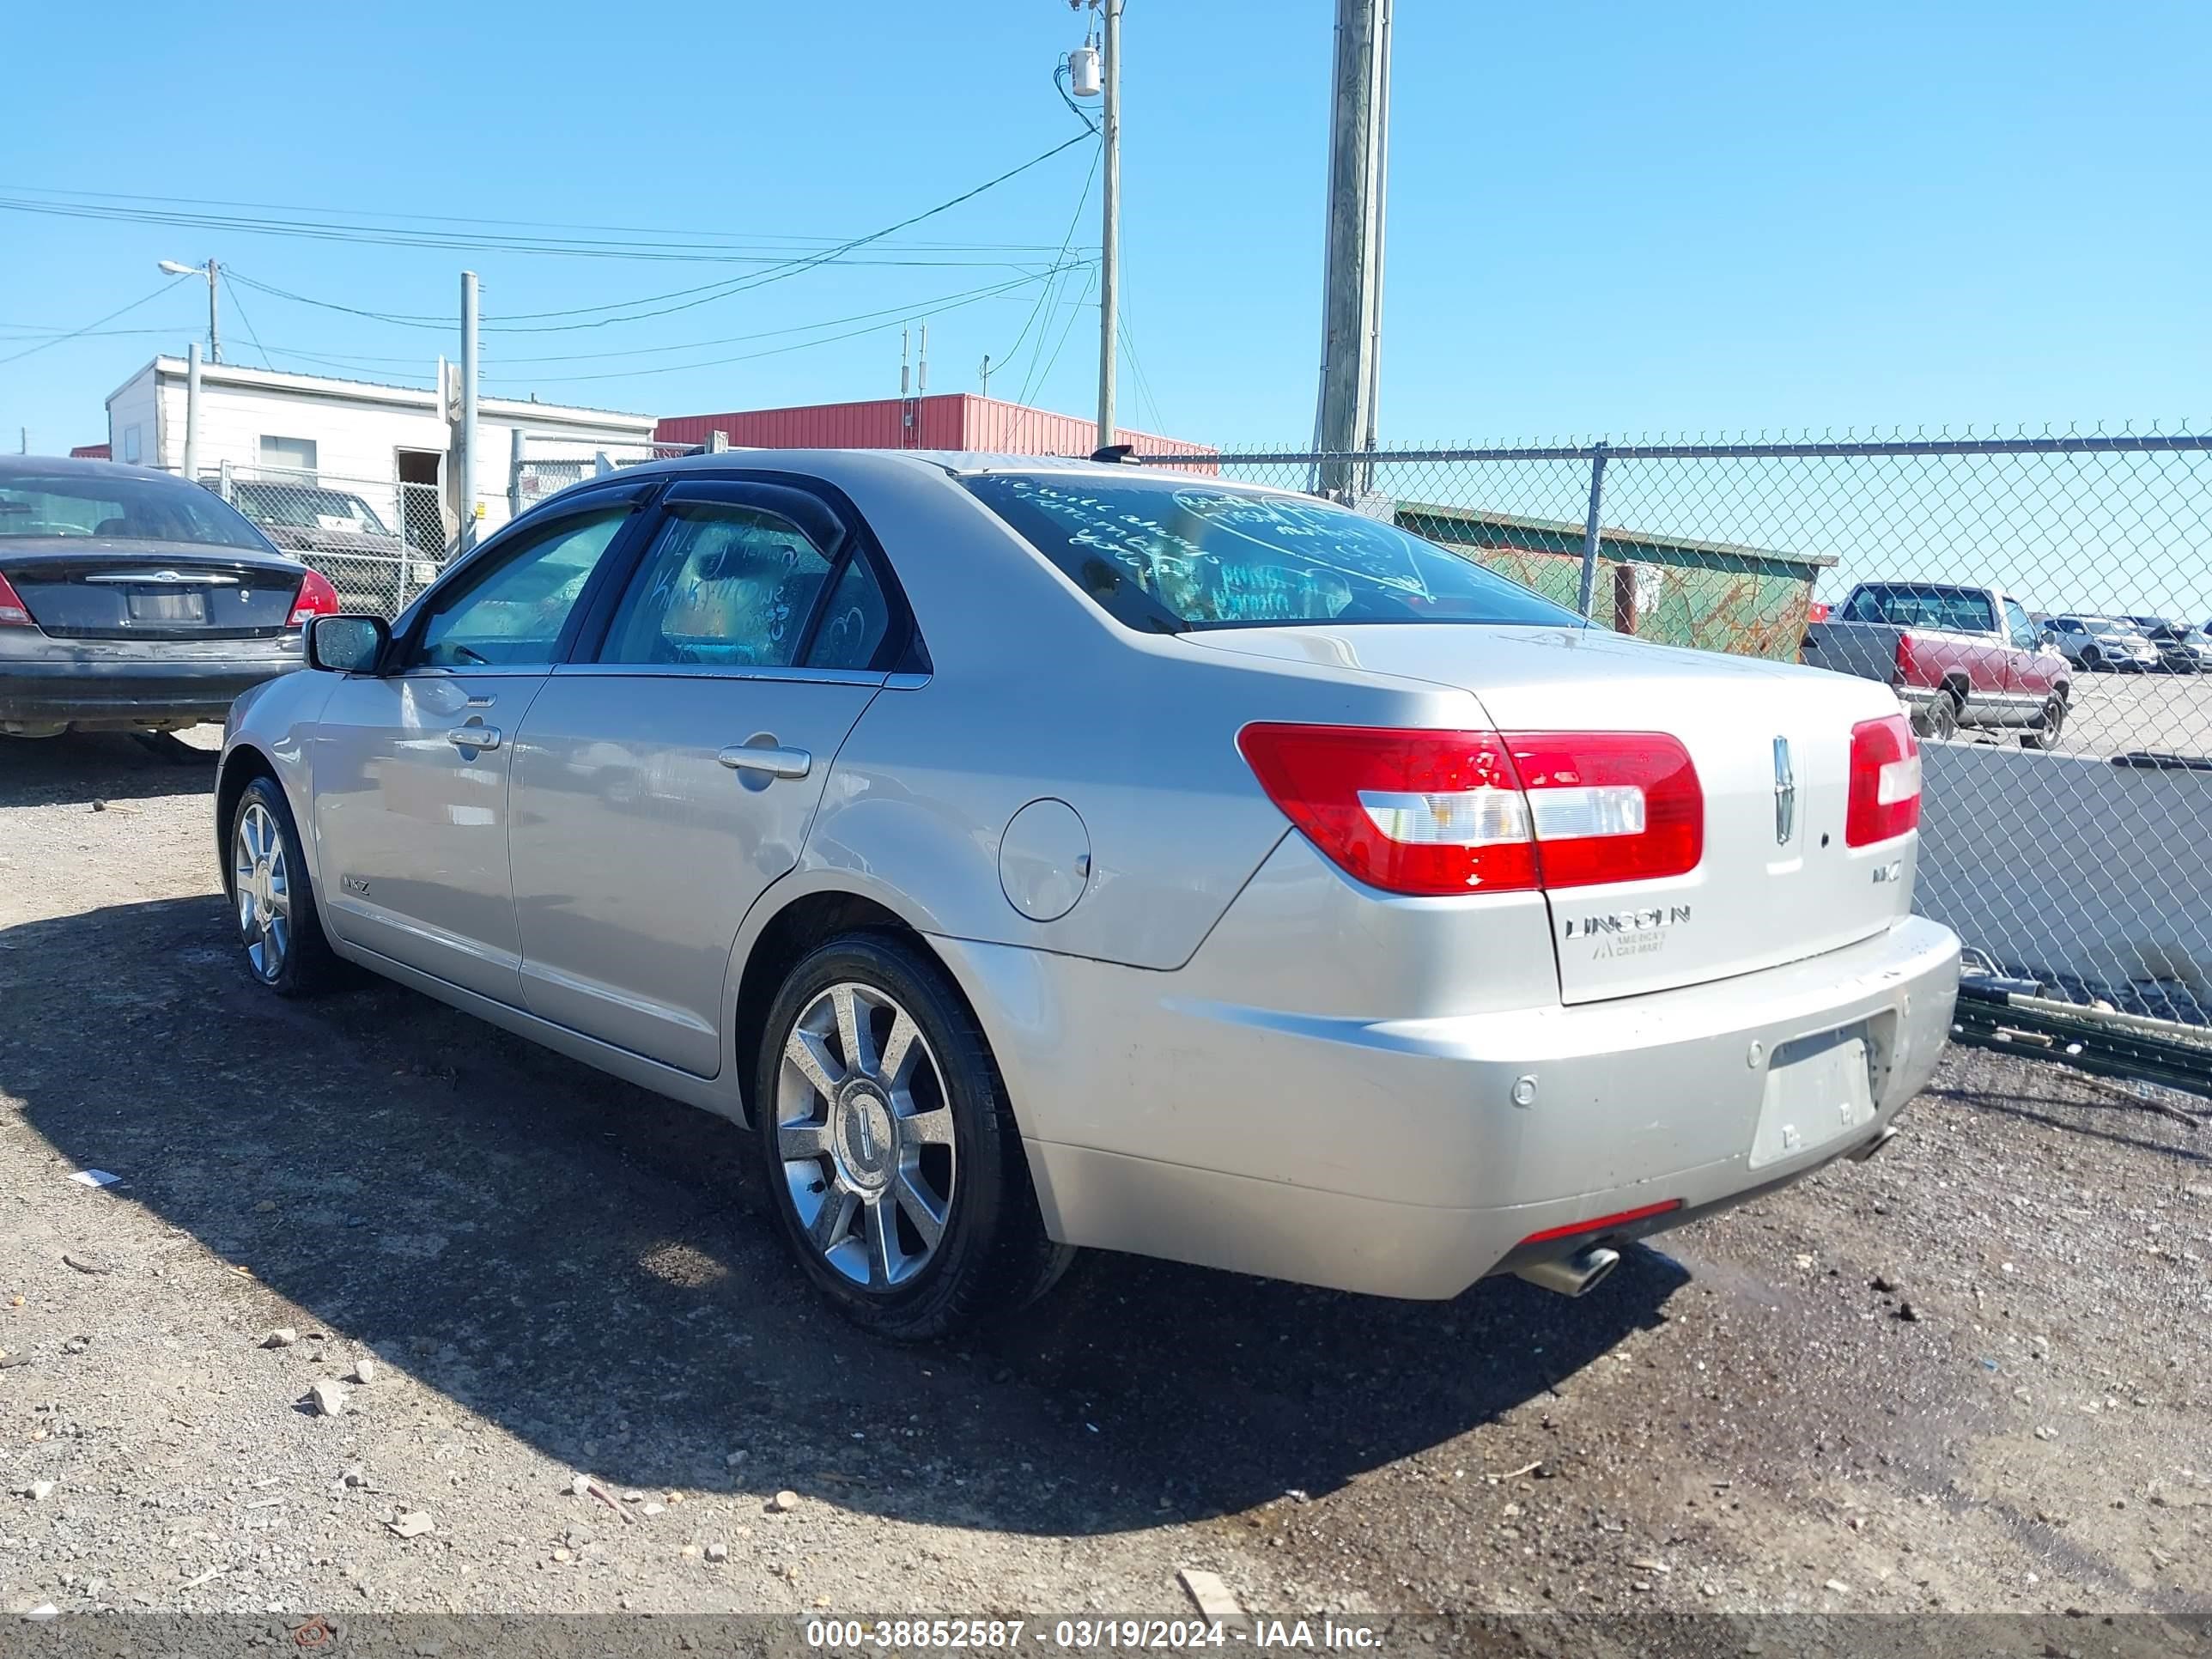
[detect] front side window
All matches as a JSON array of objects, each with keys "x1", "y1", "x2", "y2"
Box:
[
  {"x1": 2002, "y1": 599, "x2": 2038, "y2": 651},
  {"x1": 414, "y1": 507, "x2": 628, "y2": 668},
  {"x1": 0, "y1": 472, "x2": 270, "y2": 550},
  {"x1": 600, "y1": 501, "x2": 836, "y2": 668},
  {"x1": 964, "y1": 474, "x2": 1584, "y2": 632}
]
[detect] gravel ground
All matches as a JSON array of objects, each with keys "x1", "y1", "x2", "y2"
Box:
[
  {"x1": 1969, "y1": 668, "x2": 2212, "y2": 760},
  {"x1": 0, "y1": 729, "x2": 2208, "y2": 1642}
]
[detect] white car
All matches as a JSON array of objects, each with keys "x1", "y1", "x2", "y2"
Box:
[
  {"x1": 217, "y1": 452, "x2": 1960, "y2": 1337},
  {"x1": 2043, "y1": 615, "x2": 2160, "y2": 672}
]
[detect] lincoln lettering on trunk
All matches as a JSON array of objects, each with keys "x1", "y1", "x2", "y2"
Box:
[{"x1": 1563, "y1": 906, "x2": 1692, "y2": 939}]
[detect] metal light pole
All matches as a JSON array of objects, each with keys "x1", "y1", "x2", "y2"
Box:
[
  {"x1": 1096, "y1": 0, "x2": 1121, "y2": 451},
  {"x1": 158, "y1": 259, "x2": 220, "y2": 364},
  {"x1": 1313, "y1": 0, "x2": 1392, "y2": 499}
]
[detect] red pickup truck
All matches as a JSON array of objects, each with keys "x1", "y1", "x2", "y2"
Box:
[{"x1": 1800, "y1": 580, "x2": 2071, "y2": 746}]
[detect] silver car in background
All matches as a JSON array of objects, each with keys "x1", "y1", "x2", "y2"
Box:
[
  {"x1": 2043, "y1": 613, "x2": 2161, "y2": 672},
  {"x1": 217, "y1": 452, "x2": 1959, "y2": 1339}
]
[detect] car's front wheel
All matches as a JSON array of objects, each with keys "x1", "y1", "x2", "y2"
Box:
[
  {"x1": 755, "y1": 933, "x2": 1073, "y2": 1340},
  {"x1": 229, "y1": 775, "x2": 340, "y2": 997}
]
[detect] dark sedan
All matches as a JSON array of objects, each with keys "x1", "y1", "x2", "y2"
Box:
[{"x1": 0, "y1": 456, "x2": 337, "y2": 738}]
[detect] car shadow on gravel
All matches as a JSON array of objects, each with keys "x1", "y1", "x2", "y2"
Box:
[
  {"x1": 3, "y1": 891, "x2": 1689, "y2": 1540},
  {"x1": 0, "y1": 730, "x2": 220, "y2": 807}
]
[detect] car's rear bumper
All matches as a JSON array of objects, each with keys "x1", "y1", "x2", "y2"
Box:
[
  {"x1": 0, "y1": 636, "x2": 303, "y2": 732},
  {"x1": 944, "y1": 910, "x2": 1960, "y2": 1301}
]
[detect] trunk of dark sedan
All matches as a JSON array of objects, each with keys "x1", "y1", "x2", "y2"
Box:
[{"x1": 0, "y1": 538, "x2": 306, "y2": 641}]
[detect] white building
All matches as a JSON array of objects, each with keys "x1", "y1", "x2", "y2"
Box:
[{"x1": 103, "y1": 356, "x2": 659, "y2": 545}]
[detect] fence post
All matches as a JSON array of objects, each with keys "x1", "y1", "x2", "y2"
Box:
[
  {"x1": 217, "y1": 459, "x2": 232, "y2": 503},
  {"x1": 508, "y1": 427, "x2": 525, "y2": 520},
  {"x1": 1576, "y1": 441, "x2": 1608, "y2": 619}
]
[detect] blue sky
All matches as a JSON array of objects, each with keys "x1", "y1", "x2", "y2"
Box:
[{"x1": 4, "y1": 1, "x2": 2210, "y2": 455}]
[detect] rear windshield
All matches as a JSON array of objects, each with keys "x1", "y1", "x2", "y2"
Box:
[
  {"x1": 964, "y1": 474, "x2": 1584, "y2": 633},
  {"x1": 1840, "y1": 584, "x2": 1996, "y2": 633},
  {"x1": 0, "y1": 473, "x2": 272, "y2": 551},
  {"x1": 232, "y1": 484, "x2": 392, "y2": 536}
]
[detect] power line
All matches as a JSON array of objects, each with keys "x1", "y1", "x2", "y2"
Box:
[
  {"x1": 211, "y1": 133, "x2": 1094, "y2": 344},
  {"x1": 1018, "y1": 265, "x2": 1099, "y2": 411},
  {"x1": 488, "y1": 268, "x2": 1091, "y2": 366},
  {"x1": 992, "y1": 143, "x2": 1100, "y2": 380},
  {"x1": 475, "y1": 131, "x2": 1098, "y2": 331},
  {"x1": 0, "y1": 276, "x2": 190, "y2": 367},
  {"x1": 220, "y1": 271, "x2": 271, "y2": 370},
  {"x1": 0, "y1": 181, "x2": 1084, "y2": 255},
  {"x1": 499, "y1": 267, "x2": 1076, "y2": 386}
]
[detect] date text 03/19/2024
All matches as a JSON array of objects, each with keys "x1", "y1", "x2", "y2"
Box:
[{"x1": 801, "y1": 1619, "x2": 1386, "y2": 1650}]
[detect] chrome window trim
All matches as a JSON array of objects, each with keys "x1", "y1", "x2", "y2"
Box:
[{"x1": 549, "y1": 662, "x2": 890, "y2": 689}]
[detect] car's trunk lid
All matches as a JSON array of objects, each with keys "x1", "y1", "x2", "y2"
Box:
[
  {"x1": 0, "y1": 538, "x2": 306, "y2": 641},
  {"x1": 1184, "y1": 622, "x2": 1917, "y2": 1004}
]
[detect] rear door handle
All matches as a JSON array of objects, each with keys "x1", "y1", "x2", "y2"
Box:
[
  {"x1": 447, "y1": 725, "x2": 502, "y2": 751},
  {"x1": 718, "y1": 744, "x2": 811, "y2": 780}
]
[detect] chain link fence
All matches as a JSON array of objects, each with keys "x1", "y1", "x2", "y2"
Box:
[
  {"x1": 180, "y1": 464, "x2": 449, "y2": 617},
  {"x1": 1132, "y1": 433, "x2": 2212, "y2": 1032}
]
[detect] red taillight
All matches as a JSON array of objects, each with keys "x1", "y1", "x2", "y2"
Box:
[
  {"x1": 1236, "y1": 724, "x2": 1703, "y2": 896},
  {"x1": 1893, "y1": 631, "x2": 1915, "y2": 683},
  {"x1": 1237, "y1": 725, "x2": 1539, "y2": 895},
  {"x1": 1846, "y1": 713, "x2": 1922, "y2": 846},
  {"x1": 288, "y1": 568, "x2": 339, "y2": 627},
  {"x1": 1507, "y1": 732, "x2": 1704, "y2": 888},
  {"x1": 0, "y1": 570, "x2": 32, "y2": 628},
  {"x1": 1516, "y1": 1198, "x2": 1684, "y2": 1249}
]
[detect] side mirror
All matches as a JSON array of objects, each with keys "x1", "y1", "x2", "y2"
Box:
[{"x1": 306, "y1": 613, "x2": 391, "y2": 674}]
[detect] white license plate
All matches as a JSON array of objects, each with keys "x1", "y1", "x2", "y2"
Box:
[
  {"x1": 1747, "y1": 1024, "x2": 1875, "y2": 1170},
  {"x1": 128, "y1": 588, "x2": 205, "y2": 623}
]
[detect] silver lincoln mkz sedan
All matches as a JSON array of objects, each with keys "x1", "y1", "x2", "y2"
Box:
[{"x1": 218, "y1": 451, "x2": 1960, "y2": 1338}]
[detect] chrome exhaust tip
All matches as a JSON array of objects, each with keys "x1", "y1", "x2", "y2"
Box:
[
  {"x1": 1850, "y1": 1124, "x2": 1900, "y2": 1164},
  {"x1": 1513, "y1": 1244, "x2": 1621, "y2": 1298}
]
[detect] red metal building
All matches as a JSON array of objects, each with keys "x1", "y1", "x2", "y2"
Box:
[{"x1": 654, "y1": 394, "x2": 1212, "y2": 462}]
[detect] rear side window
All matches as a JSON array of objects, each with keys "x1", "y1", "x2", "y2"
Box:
[
  {"x1": 805, "y1": 555, "x2": 893, "y2": 670},
  {"x1": 600, "y1": 501, "x2": 835, "y2": 669},
  {"x1": 964, "y1": 474, "x2": 1583, "y2": 633}
]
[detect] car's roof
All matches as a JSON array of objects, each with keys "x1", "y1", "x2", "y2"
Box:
[
  {"x1": 0, "y1": 453, "x2": 198, "y2": 486},
  {"x1": 602, "y1": 447, "x2": 1251, "y2": 493}
]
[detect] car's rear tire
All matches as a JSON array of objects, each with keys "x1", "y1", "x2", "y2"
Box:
[
  {"x1": 1911, "y1": 691, "x2": 1959, "y2": 743},
  {"x1": 2021, "y1": 692, "x2": 2067, "y2": 750},
  {"x1": 754, "y1": 931, "x2": 1072, "y2": 1340},
  {"x1": 228, "y1": 775, "x2": 341, "y2": 998}
]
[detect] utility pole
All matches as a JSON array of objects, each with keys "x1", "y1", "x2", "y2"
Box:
[
  {"x1": 1313, "y1": 0, "x2": 1392, "y2": 499},
  {"x1": 459, "y1": 270, "x2": 481, "y2": 554},
  {"x1": 979, "y1": 354, "x2": 993, "y2": 398},
  {"x1": 157, "y1": 259, "x2": 221, "y2": 363},
  {"x1": 1096, "y1": 0, "x2": 1122, "y2": 451},
  {"x1": 182, "y1": 343, "x2": 203, "y2": 481}
]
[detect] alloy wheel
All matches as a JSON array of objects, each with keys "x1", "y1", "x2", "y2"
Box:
[
  {"x1": 775, "y1": 981, "x2": 957, "y2": 1291},
  {"x1": 232, "y1": 800, "x2": 292, "y2": 982}
]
